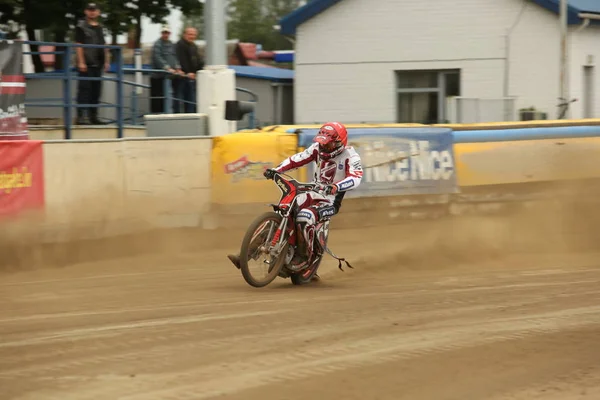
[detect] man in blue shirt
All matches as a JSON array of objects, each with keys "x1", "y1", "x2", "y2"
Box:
[{"x1": 150, "y1": 25, "x2": 183, "y2": 113}]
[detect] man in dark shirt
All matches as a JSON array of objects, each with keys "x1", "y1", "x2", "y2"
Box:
[
  {"x1": 74, "y1": 2, "x2": 110, "y2": 125},
  {"x1": 175, "y1": 27, "x2": 204, "y2": 113}
]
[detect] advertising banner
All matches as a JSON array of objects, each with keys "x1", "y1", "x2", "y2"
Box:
[
  {"x1": 0, "y1": 40, "x2": 29, "y2": 140},
  {"x1": 0, "y1": 140, "x2": 44, "y2": 216},
  {"x1": 211, "y1": 131, "x2": 300, "y2": 204},
  {"x1": 298, "y1": 127, "x2": 459, "y2": 197}
]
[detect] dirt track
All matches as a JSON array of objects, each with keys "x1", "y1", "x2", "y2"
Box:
[{"x1": 2, "y1": 206, "x2": 600, "y2": 399}]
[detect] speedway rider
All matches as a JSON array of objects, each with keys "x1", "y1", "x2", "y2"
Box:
[{"x1": 227, "y1": 122, "x2": 364, "y2": 272}]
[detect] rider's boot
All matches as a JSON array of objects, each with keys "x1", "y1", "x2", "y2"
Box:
[
  {"x1": 289, "y1": 224, "x2": 310, "y2": 272},
  {"x1": 228, "y1": 254, "x2": 241, "y2": 269}
]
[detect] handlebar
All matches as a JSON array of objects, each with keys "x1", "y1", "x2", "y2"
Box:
[{"x1": 272, "y1": 171, "x2": 327, "y2": 195}]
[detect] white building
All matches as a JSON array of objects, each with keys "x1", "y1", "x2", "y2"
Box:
[{"x1": 279, "y1": 0, "x2": 600, "y2": 124}]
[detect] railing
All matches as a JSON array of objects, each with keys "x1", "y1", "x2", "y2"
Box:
[
  {"x1": 21, "y1": 41, "x2": 259, "y2": 139},
  {"x1": 446, "y1": 96, "x2": 517, "y2": 124}
]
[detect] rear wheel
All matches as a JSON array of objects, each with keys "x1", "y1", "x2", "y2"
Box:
[
  {"x1": 291, "y1": 222, "x2": 329, "y2": 285},
  {"x1": 239, "y1": 212, "x2": 289, "y2": 288},
  {"x1": 290, "y1": 255, "x2": 323, "y2": 285}
]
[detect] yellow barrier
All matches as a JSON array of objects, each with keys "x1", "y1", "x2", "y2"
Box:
[
  {"x1": 454, "y1": 137, "x2": 600, "y2": 187},
  {"x1": 211, "y1": 131, "x2": 300, "y2": 205}
]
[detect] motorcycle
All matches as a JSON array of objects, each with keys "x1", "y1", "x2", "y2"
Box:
[{"x1": 237, "y1": 171, "x2": 353, "y2": 288}]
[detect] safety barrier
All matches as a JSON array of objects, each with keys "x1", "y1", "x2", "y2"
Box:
[
  {"x1": 1, "y1": 137, "x2": 212, "y2": 242},
  {"x1": 3, "y1": 119, "x2": 600, "y2": 241},
  {"x1": 211, "y1": 120, "x2": 600, "y2": 210}
]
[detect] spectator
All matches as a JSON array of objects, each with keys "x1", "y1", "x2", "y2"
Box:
[
  {"x1": 176, "y1": 27, "x2": 204, "y2": 113},
  {"x1": 74, "y1": 2, "x2": 110, "y2": 125},
  {"x1": 150, "y1": 25, "x2": 183, "y2": 113}
]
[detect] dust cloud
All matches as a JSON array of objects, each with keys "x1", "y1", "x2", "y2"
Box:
[{"x1": 1, "y1": 177, "x2": 600, "y2": 274}]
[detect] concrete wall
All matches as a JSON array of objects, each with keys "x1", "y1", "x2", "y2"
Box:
[
  {"x1": 293, "y1": 0, "x2": 591, "y2": 124},
  {"x1": 24, "y1": 137, "x2": 213, "y2": 243}
]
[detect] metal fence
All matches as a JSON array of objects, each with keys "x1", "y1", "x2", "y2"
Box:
[
  {"x1": 446, "y1": 96, "x2": 517, "y2": 124},
  {"x1": 22, "y1": 41, "x2": 258, "y2": 139}
]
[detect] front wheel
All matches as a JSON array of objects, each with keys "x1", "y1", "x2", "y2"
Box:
[{"x1": 239, "y1": 212, "x2": 289, "y2": 288}]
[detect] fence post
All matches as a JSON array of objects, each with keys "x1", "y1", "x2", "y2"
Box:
[
  {"x1": 116, "y1": 47, "x2": 124, "y2": 138},
  {"x1": 163, "y1": 75, "x2": 173, "y2": 114},
  {"x1": 131, "y1": 48, "x2": 142, "y2": 124},
  {"x1": 63, "y1": 45, "x2": 73, "y2": 140},
  {"x1": 131, "y1": 87, "x2": 137, "y2": 125},
  {"x1": 135, "y1": 48, "x2": 142, "y2": 95}
]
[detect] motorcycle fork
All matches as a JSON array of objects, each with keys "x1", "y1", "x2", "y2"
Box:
[{"x1": 268, "y1": 208, "x2": 294, "y2": 257}]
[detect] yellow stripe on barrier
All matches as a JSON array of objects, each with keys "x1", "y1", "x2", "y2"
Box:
[
  {"x1": 259, "y1": 123, "x2": 427, "y2": 133},
  {"x1": 436, "y1": 119, "x2": 600, "y2": 131},
  {"x1": 258, "y1": 119, "x2": 600, "y2": 133}
]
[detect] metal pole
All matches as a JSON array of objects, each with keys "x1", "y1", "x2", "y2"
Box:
[
  {"x1": 205, "y1": 0, "x2": 227, "y2": 66},
  {"x1": 116, "y1": 47, "x2": 124, "y2": 138},
  {"x1": 559, "y1": 0, "x2": 568, "y2": 117},
  {"x1": 164, "y1": 75, "x2": 173, "y2": 113},
  {"x1": 135, "y1": 48, "x2": 143, "y2": 95},
  {"x1": 64, "y1": 45, "x2": 72, "y2": 140}
]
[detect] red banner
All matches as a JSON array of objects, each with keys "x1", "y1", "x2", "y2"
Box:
[{"x1": 0, "y1": 140, "x2": 44, "y2": 216}]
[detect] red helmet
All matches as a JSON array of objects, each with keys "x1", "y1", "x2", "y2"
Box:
[{"x1": 313, "y1": 122, "x2": 348, "y2": 159}]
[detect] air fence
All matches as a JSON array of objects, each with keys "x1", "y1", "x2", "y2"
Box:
[{"x1": 3, "y1": 119, "x2": 600, "y2": 243}]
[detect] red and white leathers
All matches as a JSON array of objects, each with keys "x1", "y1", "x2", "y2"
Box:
[{"x1": 272, "y1": 142, "x2": 363, "y2": 264}]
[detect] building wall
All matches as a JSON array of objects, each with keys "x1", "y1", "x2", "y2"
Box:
[
  {"x1": 504, "y1": 3, "x2": 560, "y2": 120},
  {"x1": 294, "y1": 0, "x2": 584, "y2": 123}
]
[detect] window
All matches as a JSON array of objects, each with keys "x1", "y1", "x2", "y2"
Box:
[{"x1": 395, "y1": 69, "x2": 461, "y2": 123}]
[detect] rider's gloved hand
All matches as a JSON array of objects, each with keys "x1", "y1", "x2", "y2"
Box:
[
  {"x1": 263, "y1": 168, "x2": 277, "y2": 180},
  {"x1": 324, "y1": 184, "x2": 338, "y2": 195}
]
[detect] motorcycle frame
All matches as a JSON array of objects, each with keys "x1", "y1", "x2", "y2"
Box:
[{"x1": 267, "y1": 172, "x2": 322, "y2": 259}]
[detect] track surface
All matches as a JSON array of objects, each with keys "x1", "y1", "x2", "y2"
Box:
[{"x1": 1, "y1": 221, "x2": 600, "y2": 400}]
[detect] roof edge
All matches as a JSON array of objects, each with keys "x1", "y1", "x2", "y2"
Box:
[
  {"x1": 279, "y1": 0, "x2": 345, "y2": 35},
  {"x1": 529, "y1": 0, "x2": 599, "y2": 24},
  {"x1": 280, "y1": 0, "x2": 600, "y2": 35}
]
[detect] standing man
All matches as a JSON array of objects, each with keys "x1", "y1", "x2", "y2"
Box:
[
  {"x1": 150, "y1": 25, "x2": 183, "y2": 113},
  {"x1": 74, "y1": 2, "x2": 110, "y2": 125},
  {"x1": 176, "y1": 27, "x2": 204, "y2": 113}
]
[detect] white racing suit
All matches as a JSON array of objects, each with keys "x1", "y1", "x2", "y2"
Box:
[{"x1": 273, "y1": 143, "x2": 363, "y2": 265}]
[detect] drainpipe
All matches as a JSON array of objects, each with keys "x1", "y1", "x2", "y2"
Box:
[
  {"x1": 559, "y1": 0, "x2": 568, "y2": 118},
  {"x1": 504, "y1": 1, "x2": 528, "y2": 117}
]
